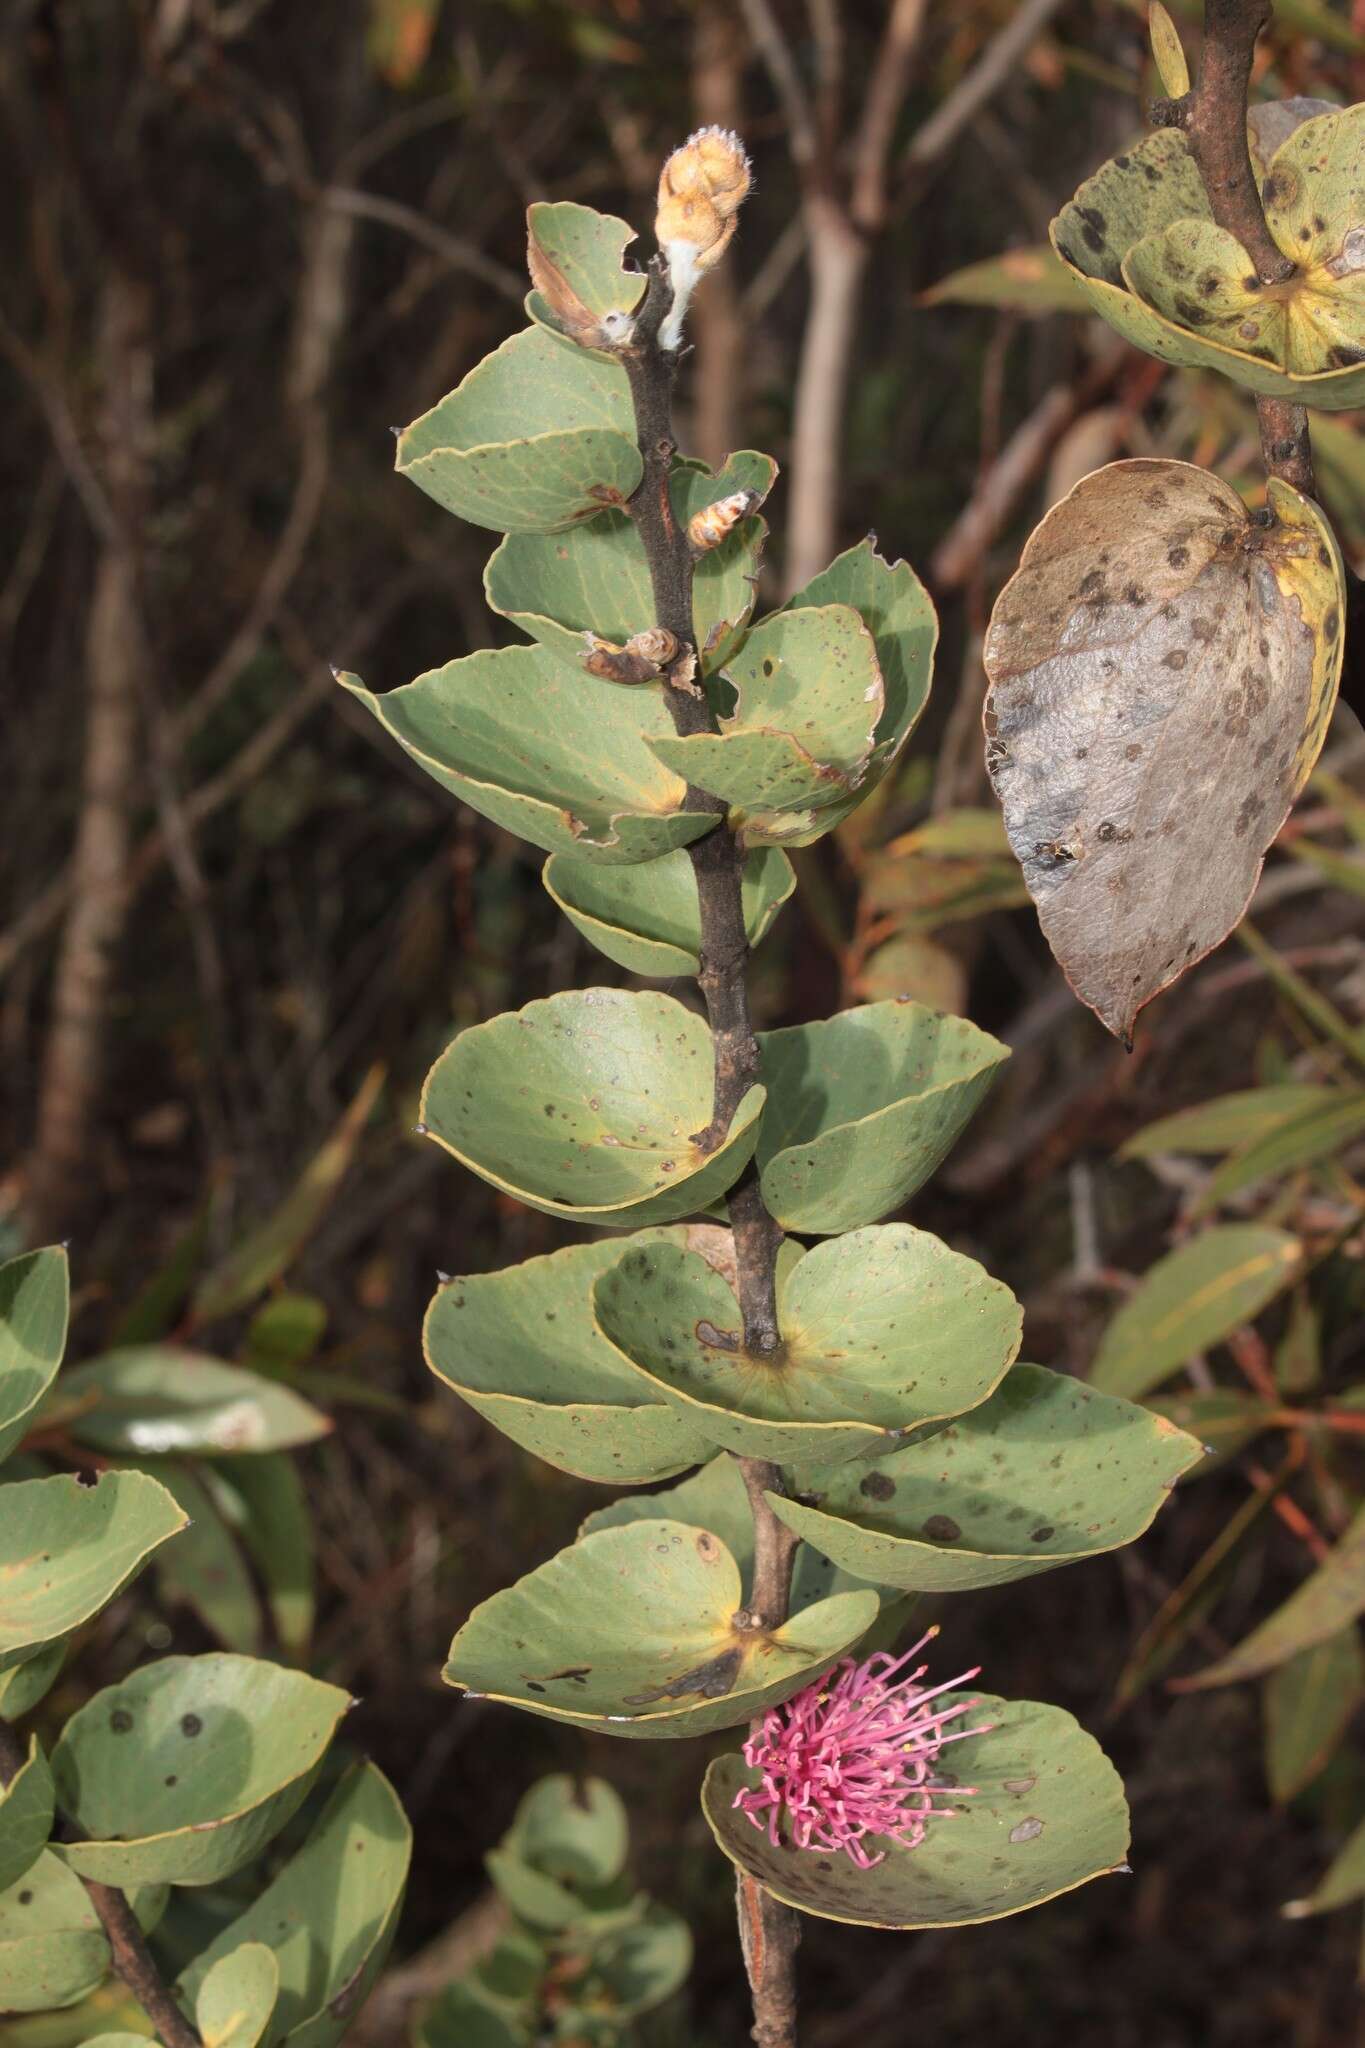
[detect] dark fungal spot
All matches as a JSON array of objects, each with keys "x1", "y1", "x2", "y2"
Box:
[
  {"x1": 1167, "y1": 545, "x2": 1189, "y2": 568},
  {"x1": 165, "y1": 1774, "x2": 178, "y2": 1788},
  {"x1": 1031, "y1": 1526, "x2": 1055, "y2": 1543},
  {"x1": 180, "y1": 1713, "x2": 203, "y2": 1738},
  {"x1": 923, "y1": 1515, "x2": 962, "y2": 1543},
  {"x1": 1330, "y1": 344, "x2": 1365, "y2": 367},
  {"x1": 1097, "y1": 821, "x2": 1117, "y2": 842},
  {"x1": 1163, "y1": 648, "x2": 1188, "y2": 669},
  {"x1": 860, "y1": 1471, "x2": 896, "y2": 1501},
  {"x1": 1124, "y1": 583, "x2": 1146, "y2": 606},
  {"x1": 110, "y1": 1709, "x2": 133, "y2": 1734},
  {"x1": 1327, "y1": 606, "x2": 1340, "y2": 641}
]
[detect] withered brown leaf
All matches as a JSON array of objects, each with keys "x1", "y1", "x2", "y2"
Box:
[{"x1": 983, "y1": 459, "x2": 1344, "y2": 1043}]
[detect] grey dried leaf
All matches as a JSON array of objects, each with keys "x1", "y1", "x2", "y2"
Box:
[{"x1": 983, "y1": 459, "x2": 1343, "y2": 1043}]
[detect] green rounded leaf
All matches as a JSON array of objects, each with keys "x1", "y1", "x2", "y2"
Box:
[
  {"x1": 597, "y1": 1901, "x2": 692, "y2": 2016},
  {"x1": 396, "y1": 326, "x2": 642, "y2": 532},
  {"x1": 0, "y1": 1248, "x2": 69, "y2": 1467},
  {"x1": 424, "y1": 1234, "x2": 712, "y2": 1483},
  {"x1": 592, "y1": 1226, "x2": 1021, "y2": 1464},
  {"x1": 417, "y1": 1983, "x2": 531, "y2": 2048},
  {"x1": 177, "y1": 1762, "x2": 410, "y2": 2048},
  {"x1": 485, "y1": 451, "x2": 776, "y2": 677},
  {"x1": 650, "y1": 605, "x2": 883, "y2": 843},
  {"x1": 420, "y1": 989, "x2": 764, "y2": 1226},
  {"x1": 508, "y1": 1773, "x2": 628, "y2": 1887},
  {"x1": 0, "y1": 1643, "x2": 66, "y2": 1721},
  {"x1": 544, "y1": 844, "x2": 794, "y2": 977},
  {"x1": 1090, "y1": 1224, "x2": 1303, "y2": 1399},
  {"x1": 0, "y1": 1737, "x2": 54, "y2": 1895},
  {"x1": 763, "y1": 1363, "x2": 1201, "y2": 1591},
  {"x1": 785, "y1": 538, "x2": 937, "y2": 798},
  {"x1": 195, "y1": 1942, "x2": 279, "y2": 2048},
  {"x1": 525, "y1": 200, "x2": 645, "y2": 347},
  {"x1": 581, "y1": 1453, "x2": 904, "y2": 1617},
  {"x1": 0, "y1": 1472, "x2": 188, "y2": 1672},
  {"x1": 0, "y1": 1852, "x2": 111, "y2": 2013},
  {"x1": 756, "y1": 1002, "x2": 1008, "y2": 1234},
  {"x1": 340, "y1": 652, "x2": 717, "y2": 865},
  {"x1": 702, "y1": 1694, "x2": 1130, "y2": 1927},
  {"x1": 444, "y1": 1519, "x2": 878, "y2": 1738},
  {"x1": 52, "y1": 1655, "x2": 350, "y2": 1886},
  {"x1": 58, "y1": 1351, "x2": 329, "y2": 1456}
]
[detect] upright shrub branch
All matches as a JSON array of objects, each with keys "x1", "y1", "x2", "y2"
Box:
[{"x1": 619, "y1": 256, "x2": 802, "y2": 2048}]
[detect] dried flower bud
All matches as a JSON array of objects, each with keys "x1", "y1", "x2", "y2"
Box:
[
  {"x1": 655, "y1": 126, "x2": 751, "y2": 350},
  {"x1": 688, "y1": 488, "x2": 756, "y2": 555},
  {"x1": 581, "y1": 627, "x2": 679, "y2": 686}
]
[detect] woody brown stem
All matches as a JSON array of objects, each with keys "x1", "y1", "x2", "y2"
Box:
[
  {"x1": 0, "y1": 1718, "x2": 201, "y2": 2048},
  {"x1": 619, "y1": 256, "x2": 800, "y2": 2047}
]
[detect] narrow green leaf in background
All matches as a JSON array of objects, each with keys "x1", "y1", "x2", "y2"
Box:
[
  {"x1": 1264, "y1": 1627, "x2": 1365, "y2": 1804},
  {"x1": 1090, "y1": 1225, "x2": 1302, "y2": 1400},
  {"x1": 1179, "y1": 1504, "x2": 1365, "y2": 1690},
  {"x1": 58, "y1": 1352, "x2": 330, "y2": 1457}
]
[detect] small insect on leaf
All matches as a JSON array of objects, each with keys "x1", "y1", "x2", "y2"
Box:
[
  {"x1": 982, "y1": 459, "x2": 1345, "y2": 1043},
  {"x1": 1148, "y1": 2, "x2": 1190, "y2": 100}
]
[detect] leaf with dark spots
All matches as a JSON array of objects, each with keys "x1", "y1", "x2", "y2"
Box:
[
  {"x1": 982, "y1": 460, "x2": 1345, "y2": 1042},
  {"x1": 624, "y1": 1647, "x2": 743, "y2": 1705}
]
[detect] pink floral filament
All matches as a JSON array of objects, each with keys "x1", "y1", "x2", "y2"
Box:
[{"x1": 732, "y1": 1627, "x2": 990, "y2": 1869}]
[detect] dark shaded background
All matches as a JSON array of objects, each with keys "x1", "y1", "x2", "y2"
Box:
[{"x1": 4, "y1": 2, "x2": 1365, "y2": 2042}]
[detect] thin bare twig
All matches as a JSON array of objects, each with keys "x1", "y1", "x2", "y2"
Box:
[{"x1": 902, "y1": 0, "x2": 1068, "y2": 180}]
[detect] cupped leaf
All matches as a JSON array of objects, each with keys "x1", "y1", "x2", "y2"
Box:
[
  {"x1": 0, "y1": 1856, "x2": 162, "y2": 2015},
  {"x1": 592, "y1": 1225, "x2": 1021, "y2": 1464},
  {"x1": 396, "y1": 325, "x2": 642, "y2": 533},
  {"x1": 0, "y1": 1644, "x2": 66, "y2": 1721},
  {"x1": 486, "y1": 451, "x2": 776, "y2": 676},
  {"x1": 423, "y1": 1235, "x2": 713, "y2": 1484},
  {"x1": 983, "y1": 459, "x2": 1346, "y2": 1042},
  {"x1": 544, "y1": 844, "x2": 794, "y2": 977},
  {"x1": 785, "y1": 538, "x2": 937, "y2": 793},
  {"x1": 597, "y1": 1901, "x2": 692, "y2": 2016},
  {"x1": 0, "y1": 1737, "x2": 54, "y2": 1895},
  {"x1": 444, "y1": 1520, "x2": 878, "y2": 1738},
  {"x1": 763, "y1": 1364, "x2": 1200, "y2": 1591},
  {"x1": 0, "y1": 1249, "x2": 69, "y2": 1467},
  {"x1": 340, "y1": 651, "x2": 718, "y2": 865},
  {"x1": 419, "y1": 989, "x2": 764, "y2": 1226},
  {"x1": 56, "y1": 1351, "x2": 329, "y2": 1456},
  {"x1": 418, "y1": 1984, "x2": 531, "y2": 2048},
  {"x1": 177, "y1": 1762, "x2": 410, "y2": 2048},
  {"x1": 507, "y1": 1773, "x2": 628, "y2": 1887},
  {"x1": 51, "y1": 1655, "x2": 350, "y2": 1887},
  {"x1": 0, "y1": 1852, "x2": 111, "y2": 2013},
  {"x1": 756, "y1": 1002, "x2": 1008, "y2": 1233},
  {"x1": 1090, "y1": 1223, "x2": 1303, "y2": 1399},
  {"x1": 1051, "y1": 108, "x2": 1365, "y2": 404},
  {"x1": 525, "y1": 200, "x2": 645, "y2": 348},
  {"x1": 195, "y1": 1943, "x2": 279, "y2": 2048},
  {"x1": 650, "y1": 605, "x2": 884, "y2": 844},
  {"x1": 0, "y1": 1472, "x2": 188, "y2": 1672},
  {"x1": 703, "y1": 1694, "x2": 1130, "y2": 1927},
  {"x1": 582, "y1": 1454, "x2": 908, "y2": 1618}
]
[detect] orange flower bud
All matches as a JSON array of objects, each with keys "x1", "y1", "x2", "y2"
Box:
[{"x1": 655, "y1": 127, "x2": 751, "y2": 348}]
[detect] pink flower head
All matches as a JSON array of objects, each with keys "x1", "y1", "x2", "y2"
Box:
[{"x1": 732, "y1": 1627, "x2": 990, "y2": 1870}]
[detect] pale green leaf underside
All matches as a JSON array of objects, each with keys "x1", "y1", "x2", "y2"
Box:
[
  {"x1": 397, "y1": 325, "x2": 642, "y2": 531},
  {"x1": 702, "y1": 1695, "x2": 1129, "y2": 1927},
  {"x1": 592, "y1": 1225, "x2": 1021, "y2": 1463},
  {"x1": 755, "y1": 1001, "x2": 1009, "y2": 1233},
  {"x1": 544, "y1": 844, "x2": 793, "y2": 977},
  {"x1": 486, "y1": 452, "x2": 776, "y2": 676},
  {"x1": 0, "y1": 1856, "x2": 163, "y2": 2015},
  {"x1": 52, "y1": 1655, "x2": 350, "y2": 1887},
  {"x1": 0, "y1": 1248, "x2": 69, "y2": 1467},
  {"x1": 195, "y1": 1942, "x2": 280, "y2": 2048},
  {"x1": 508, "y1": 1772, "x2": 629, "y2": 1888},
  {"x1": 423, "y1": 1231, "x2": 714, "y2": 1483},
  {"x1": 177, "y1": 1762, "x2": 411, "y2": 2048},
  {"x1": 0, "y1": 1736, "x2": 54, "y2": 1895},
  {"x1": 0, "y1": 1472, "x2": 188, "y2": 1672},
  {"x1": 445, "y1": 1519, "x2": 878, "y2": 1737},
  {"x1": 339, "y1": 653, "x2": 717, "y2": 865},
  {"x1": 420, "y1": 989, "x2": 764, "y2": 1226},
  {"x1": 785, "y1": 538, "x2": 938, "y2": 772},
  {"x1": 764, "y1": 1363, "x2": 1201, "y2": 1590}
]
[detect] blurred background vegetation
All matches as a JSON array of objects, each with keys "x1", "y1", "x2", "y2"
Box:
[{"x1": 5, "y1": 0, "x2": 1365, "y2": 2041}]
